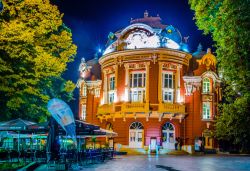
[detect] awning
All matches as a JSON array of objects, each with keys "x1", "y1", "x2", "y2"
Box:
[
  {"x1": 0, "y1": 118, "x2": 36, "y2": 131},
  {"x1": 94, "y1": 128, "x2": 118, "y2": 137}
]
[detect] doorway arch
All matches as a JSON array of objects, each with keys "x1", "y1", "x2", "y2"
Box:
[
  {"x1": 162, "y1": 122, "x2": 175, "y2": 149},
  {"x1": 129, "y1": 122, "x2": 144, "y2": 148}
]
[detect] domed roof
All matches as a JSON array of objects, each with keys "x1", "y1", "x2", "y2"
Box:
[{"x1": 103, "y1": 11, "x2": 189, "y2": 55}]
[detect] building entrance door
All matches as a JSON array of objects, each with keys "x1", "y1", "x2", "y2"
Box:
[
  {"x1": 162, "y1": 122, "x2": 175, "y2": 149},
  {"x1": 129, "y1": 122, "x2": 144, "y2": 148}
]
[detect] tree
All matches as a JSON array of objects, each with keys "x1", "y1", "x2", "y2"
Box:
[
  {"x1": 189, "y1": 0, "x2": 250, "y2": 151},
  {"x1": 0, "y1": 0, "x2": 77, "y2": 122}
]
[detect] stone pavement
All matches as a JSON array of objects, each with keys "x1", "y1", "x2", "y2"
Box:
[{"x1": 35, "y1": 155, "x2": 250, "y2": 171}]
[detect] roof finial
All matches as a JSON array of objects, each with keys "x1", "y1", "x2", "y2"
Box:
[
  {"x1": 81, "y1": 57, "x2": 86, "y2": 63},
  {"x1": 184, "y1": 36, "x2": 189, "y2": 43},
  {"x1": 144, "y1": 10, "x2": 149, "y2": 18},
  {"x1": 197, "y1": 43, "x2": 203, "y2": 52},
  {"x1": 207, "y1": 48, "x2": 211, "y2": 53}
]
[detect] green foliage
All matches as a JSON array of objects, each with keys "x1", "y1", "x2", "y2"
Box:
[
  {"x1": 0, "y1": 0, "x2": 77, "y2": 122},
  {"x1": 189, "y1": 0, "x2": 250, "y2": 151}
]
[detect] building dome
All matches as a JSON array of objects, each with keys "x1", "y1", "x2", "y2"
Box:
[{"x1": 103, "y1": 11, "x2": 187, "y2": 55}]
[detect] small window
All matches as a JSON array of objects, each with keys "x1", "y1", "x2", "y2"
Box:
[
  {"x1": 163, "y1": 91, "x2": 173, "y2": 102},
  {"x1": 163, "y1": 73, "x2": 174, "y2": 88},
  {"x1": 109, "y1": 76, "x2": 115, "y2": 90},
  {"x1": 203, "y1": 78, "x2": 210, "y2": 93},
  {"x1": 82, "y1": 85, "x2": 87, "y2": 96},
  {"x1": 81, "y1": 105, "x2": 86, "y2": 121},
  {"x1": 130, "y1": 89, "x2": 145, "y2": 102},
  {"x1": 109, "y1": 92, "x2": 115, "y2": 104},
  {"x1": 95, "y1": 89, "x2": 100, "y2": 97},
  {"x1": 202, "y1": 102, "x2": 210, "y2": 119},
  {"x1": 130, "y1": 72, "x2": 146, "y2": 88},
  {"x1": 162, "y1": 72, "x2": 175, "y2": 102}
]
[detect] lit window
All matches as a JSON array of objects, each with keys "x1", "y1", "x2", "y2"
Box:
[
  {"x1": 109, "y1": 76, "x2": 115, "y2": 90},
  {"x1": 163, "y1": 73, "x2": 174, "y2": 88},
  {"x1": 202, "y1": 102, "x2": 210, "y2": 119},
  {"x1": 108, "y1": 75, "x2": 115, "y2": 104},
  {"x1": 203, "y1": 78, "x2": 210, "y2": 93},
  {"x1": 95, "y1": 88, "x2": 100, "y2": 97},
  {"x1": 81, "y1": 105, "x2": 86, "y2": 121},
  {"x1": 129, "y1": 72, "x2": 146, "y2": 102},
  {"x1": 162, "y1": 72, "x2": 175, "y2": 102},
  {"x1": 130, "y1": 73, "x2": 146, "y2": 88},
  {"x1": 82, "y1": 85, "x2": 87, "y2": 96},
  {"x1": 163, "y1": 91, "x2": 173, "y2": 102},
  {"x1": 109, "y1": 92, "x2": 115, "y2": 103},
  {"x1": 130, "y1": 89, "x2": 145, "y2": 102}
]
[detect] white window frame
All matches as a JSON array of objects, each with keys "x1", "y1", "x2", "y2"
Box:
[
  {"x1": 81, "y1": 105, "x2": 86, "y2": 121},
  {"x1": 82, "y1": 85, "x2": 87, "y2": 97},
  {"x1": 108, "y1": 91, "x2": 115, "y2": 104},
  {"x1": 109, "y1": 75, "x2": 115, "y2": 90},
  {"x1": 130, "y1": 88, "x2": 145, "y2": 102},
  {"x1": 202, "y1": 102, "x2": 211, "y2": 119},
  {"x1": 129, "y1": 71, "x2": 146, "y2": 102},
  {"x1": 108, "y1": 74, "x2": 115, "y2": 104},
  {"x1": 203, "y1": 77, "x2": 210, "y2": 93},
  {"x1": 162, "y1": 72, "x2": 174, "y2": 103},
  {"x1": 95, "y1": 88, "x2": 100, "y2": 97}
]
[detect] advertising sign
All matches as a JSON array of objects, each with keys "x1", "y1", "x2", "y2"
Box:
[{"x1": 47, "y1": 98, "x2": 76, "y2": 142}]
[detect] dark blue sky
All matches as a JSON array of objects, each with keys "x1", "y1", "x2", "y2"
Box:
[{"x1": 53, "y1": 0, "x2": 213, "y2": 114}]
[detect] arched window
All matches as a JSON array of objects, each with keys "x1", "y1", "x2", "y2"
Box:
[
  {"x1": 162, "y1": 122, "x2": 174, "y2": 131},
  {"x1": 129, "y1": 122, "x2": 144, "y2": 130},
  {"x1": 106, "y1": 122, "x2": 113, "y2": 131},
  {"x1": 203, "y1": 78, "x2": 210, "y2": 93},
  {"x1": 129, "y1": 122, "x2": 144, "y2": 148},
  {"x1": 162, "y1": 122, "x2": 175, "y2": 145}
]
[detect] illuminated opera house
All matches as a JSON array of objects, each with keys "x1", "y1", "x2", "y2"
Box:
[{"x1": 77, "y1": 11, "x2": 221, "y2": 153}]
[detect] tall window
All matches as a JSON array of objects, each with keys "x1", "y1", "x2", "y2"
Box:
[
  {"x1": 81, "y1": 105, "x2": 86, "y2": 121},
  {"x1": 82, "y1": 85, "x2": 87, "y2": 96},
  {"x1": 162, "y1": 72, "x2": 175, "y2": 102},
  {"x1": 108, "y1": 75, "x2": 115, "y2": 103},
  {"x1": 202, "y1": 102, "x2": 211, "y2": 119},
  {"x1": 129, "y1": 72, "x2": 146, "y2": 102},
  {"x1": 130, "y1": 73, "x2": 146, "y2": 88},
  {"x1": 203, "y1": 78, "x2": 210, "y2": 93}
]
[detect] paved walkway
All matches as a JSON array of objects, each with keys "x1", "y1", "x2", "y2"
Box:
[
  {"x1": 35, "y1": 155, "x2": 250, "y2": 171},
  {"x1": 80, "y1": 155, "x2": 250, "y2": 171}
]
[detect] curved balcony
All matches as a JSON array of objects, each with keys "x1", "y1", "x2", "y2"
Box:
[
  {"x1": 121, "y1": 102, "x2": 149, "y2": 114},
  {"x1": 97, "y1": 104, "x2": 115, "y2": 115},
  {"x1": 158, "y1": 102, "x2": 185, "y2": 114}
]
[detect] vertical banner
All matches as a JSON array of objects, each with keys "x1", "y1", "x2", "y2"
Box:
[{"x1": 47, "y1": 98, "x2": 76, "y2": 143}]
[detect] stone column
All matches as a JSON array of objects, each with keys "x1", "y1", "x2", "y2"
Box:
[
  {"x1": 103, "y1": 70, "x2": 108, "y2": 104},
  {"x1": 158, "y1": 62, "x2": 163, "y2": 103},
  {"x1": 145, "y1": 62, "x2": 150, "y2": 103},
  {"x1": 124, "y1": 64, "x2": 129, "y2": 102},
  {"x1": 176, "y1": 65, "x2": 181, "y2": 103},
  {"x1": 114, "y1": 65, "x2": 118, "y2": 102}
]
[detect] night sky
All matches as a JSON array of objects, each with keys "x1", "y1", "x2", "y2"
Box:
[{"x1": 52, "y1": 0, "x2": 213, "y2": 114}]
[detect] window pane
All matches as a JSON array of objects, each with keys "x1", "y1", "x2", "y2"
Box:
[
  {"x1": 133, "y1": 74, "x2": 138, "y2": 87},
  {"x1": 130, "y1": 74, "x2": 132, "y2": 87},
  {"x1": 203, "y1": 103, "x2": 210, "y2": 119},
  {"x1": 169, "y1": 74, "x2": 173, "y2": 88},
  {"x1": 203, "y1": 78, "x2": 210, "y2": 93},
  {"x1": 138, "y1": 74, "x2": 142, "y2": 87}
]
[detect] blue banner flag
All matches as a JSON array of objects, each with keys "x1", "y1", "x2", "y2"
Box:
[{"x1": 47, "y1": 98, "x2": 76, "y2": 142}]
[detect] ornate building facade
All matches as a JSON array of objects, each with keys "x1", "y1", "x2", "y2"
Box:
[{"x1": 77, "y1": 11, "x2": 221, "y2": 153}]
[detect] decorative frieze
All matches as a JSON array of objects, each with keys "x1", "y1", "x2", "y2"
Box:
[{"x1": 183, "y1": 76, "x2": 202, "y2": 96}]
